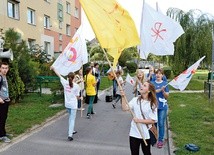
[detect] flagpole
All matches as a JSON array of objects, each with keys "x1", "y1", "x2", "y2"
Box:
[{"x1": 101, "y1": 48, "x2": 148, "y2": 146}]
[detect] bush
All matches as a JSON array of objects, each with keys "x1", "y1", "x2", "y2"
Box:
[
  {"x1": 163, "y1": 67, "x2": 172, "y2": 79},
  {"x1": 126, "y1": 62, "x2": 137, "y2": 73}
]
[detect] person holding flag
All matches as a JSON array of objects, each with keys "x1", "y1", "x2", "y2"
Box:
[
  {"x1": 50, "y1": 66, "x2": 81, "y2": 141},
  {"x1": 128, "y1": 81, "x2": 157, "y2": 155},
  {"x1": 152, "y1": 68, "x2": 169, "y2": 148}
]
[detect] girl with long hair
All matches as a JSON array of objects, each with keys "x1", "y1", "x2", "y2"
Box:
[
  {"x1": 50, "y1": 66, "x2": 81, "y2": 141},
  {"x1": 128, "y1": 81, "x2": 157, "y2": 155}
]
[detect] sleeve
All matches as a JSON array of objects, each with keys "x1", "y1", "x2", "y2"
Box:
[
  {"x1": 149, "y1": 106, "x2": 158, "y2": 122},
  {"x1": 74, "y1": 84, "x2": 80, "y2": 96},
  {"x1": 128, "y1": 97, "x2": 137, "y2": 110},
  {"x1": 60, "y1": 77, "x2": 66, "y2": 87}
]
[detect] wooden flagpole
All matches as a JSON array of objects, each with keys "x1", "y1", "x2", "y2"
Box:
[{"x1": 101, "y1": 48, "x2": 147, "y2": 146}]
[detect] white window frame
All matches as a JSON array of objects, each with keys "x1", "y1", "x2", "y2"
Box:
[
  {"x1": 59, "y1": 33, "x2": 62, "y2": 41},
  {"x1": 27, "y1": 8, "x2": 36, "y2": 25},
  {"x1": 28, "y1": 39, "x2": 36, "y2": 49},
  {"x1": 7, "y1": 1, "x2": 19, "y2": 19},
  {"x1": 66, "y1": 2, "x2": 71, "y2": 14},
  {"x1": 74, "y1": 7, "x2": 79, "y2": 18},
  {"x1": 44, "y1": 41, "x2": 51, "y2": 54},
  {"x1": 59, "y1": 21, "x2": 63, "y2": 29},
  {"x1": 66, "y1": 24, "x2": 71, "y2": 36},
  {"x1": 44, "y1": 15, "x2": 50, "y2": 29},
  {"x1": 59, "y1": 44, "x2": 62, "y2": 52}
]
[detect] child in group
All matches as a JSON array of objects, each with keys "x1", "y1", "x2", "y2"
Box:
[
  {"x1": 84, "y1": 67, "x2": 97, "y2": 119},
  {"x1": 112, "y1": 70, "x2": 125, "y2": 109},
  {"x1": 133, "y1": 69, "x2": 145, "y2": 96},
  {"x1": 127, "y1": 81, "x2": 158, "y2": 155},
  {"x1": 50, "y1": 66, "x2": 81, "y2": 141},
  {"x1": 152, "y1": 68, "x2": 169, "y2": 148}
]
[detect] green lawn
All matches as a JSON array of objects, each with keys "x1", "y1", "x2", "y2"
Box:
[
  {"x1": 168, "y1": 93, "x2": 214, "y2": 154},
  {"x1": 5, "y1": 94, "x2": 64, "y2": 137}
]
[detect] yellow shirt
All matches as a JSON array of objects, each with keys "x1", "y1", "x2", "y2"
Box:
[{"x1": 84, "y1": 73, "x2": 96, "y2": 96}]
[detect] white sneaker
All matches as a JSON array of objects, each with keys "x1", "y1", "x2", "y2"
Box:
[{"x1": 0, "y1": 136, "x2": 11, "y2": 143}]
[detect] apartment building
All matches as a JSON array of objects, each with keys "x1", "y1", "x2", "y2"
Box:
[{"x1": 0, "y1": 0, "x2": 81, "y2": 58}]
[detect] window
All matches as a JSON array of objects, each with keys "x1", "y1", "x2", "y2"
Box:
[
  {"x1": 59, "y1": 33, "x2": 62, "y2": 41},
  {"x1": 28, "y1": 39, "x2": 36, "y2": 49},
  {"x1": 59, "y1": 21, "x2": 63, "y2": 29},
  {"x1": 74, "y1": 7, "x2": 79, "y2": 18},
  {"x1": 59, "y1": 44, "x2": 62, "y2": 52},
  {"x1": 27, "y1": 8, "x2": 35, "y2": 25},
  {"x1": 44, "y1": 15, "x2": 50, "y2": 29},
  {"x1": 66, "y1": 24, "x2": 70, "y2": 36},
  {"x1": 7, "y1": 1, "x2": 19, "y2": 19},
  {"x1": 66, "y1": 2, "x2": 71, "y2": 14},
  {"x1": 44, "y1": 41, "x2": 50, "y2": 54}
]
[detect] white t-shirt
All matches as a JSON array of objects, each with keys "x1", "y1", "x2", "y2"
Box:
[
  {"x1": 116, "y1": 76, "x2": 124, "y2": 95},
  {"x1": 60, "y1": 77, "x2": 80, "y2": 109},
  {"x1": 128, "y1": 97, "x2": 157, "y2": 139}
]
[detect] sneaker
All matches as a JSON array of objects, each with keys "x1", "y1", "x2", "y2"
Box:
[
  {"x1": 6, "y1": 133, "x2": 13, "y2": 137},
  {"x1": 157, "y1": 141, "x2": 164, "y2": 148},
  {"x1": 91, "y1": 111, "x2": 96, "y2": 115},
  {"x1": 112, "y1": 103, "x2": 116, "y2": 109},
  {"x1": 73, "y1": 131, "x2": 77, "y2": 134},
  {"x1": 86, "y1": 113, "x2": 91, "y2": 119},
  {"x1": 0, "y1": 136, "x2": 11, "y2": 143},
  {"x1": 68, "y1": 137, "x2": 73, "y2": 141}
]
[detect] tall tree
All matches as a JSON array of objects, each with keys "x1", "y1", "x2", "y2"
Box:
[{"x1": 167, "y1": 8, "x2": 214, "y2": 75}]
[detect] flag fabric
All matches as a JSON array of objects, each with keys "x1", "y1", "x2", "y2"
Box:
[
  {"x1": 125, "y1": 73, "x2": 135, "y2": 86},
  {"x1": 168, "y1": 56, "x2": 205, "y2": 91},
  {"x1": 80, "y1": 0, "x2": 140, "y2": 49},
  {"x1": 52, "y1": 26, "x2": 88, "y2": 76},
  {"x1": 138, "y1": 3, "x2": 184, "y2": 59}
]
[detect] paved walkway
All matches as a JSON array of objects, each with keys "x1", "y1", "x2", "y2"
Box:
[{"x1": 0, "y1": 85, "x2": 174, "y2": 155}]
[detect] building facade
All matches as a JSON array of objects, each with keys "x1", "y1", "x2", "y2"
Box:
[{"x1": 0, "y1": 0, "x2": 81, "y2": 58}]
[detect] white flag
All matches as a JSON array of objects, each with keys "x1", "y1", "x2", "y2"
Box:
[
  {"x1": 125, "y1": 73, "x2": 135, "y2": 86},
  {"x1": 138, "y1": 3, "x2": 184, "y2": 59},
  {"x1": 52, "y1": 26, "x2": 88, "y2": 76},
  {"x1": 168, "y1": 56, "x2": 205, "y2": 91}
]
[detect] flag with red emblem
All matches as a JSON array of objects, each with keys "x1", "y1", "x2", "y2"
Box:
[
  {"x1": 168, "y1": 56, "x2": 205, "y2": 91},
  {"x1": 125, "y1": 73, "x2": 135, "y2": 86},
  {"x1": 52, "y1": 26, "x2": 88, "y2": 76}
]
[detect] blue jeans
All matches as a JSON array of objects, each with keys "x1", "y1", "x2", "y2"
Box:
[
  {"x1": 67, "y1": 108, "x2": 77, "y2": 137},
  {"x1": 158, "y1": 109, "x2": 167, "y2": 142},
  {"x1": 87, "y1": 96, "x2": 95, "y2": 114}
]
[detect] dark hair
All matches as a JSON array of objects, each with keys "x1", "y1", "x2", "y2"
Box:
[
  {"x1": 85, "y1": 67, "x2": 91, "y2": 75},
  {"x1": 155, "y1": 68, "x2": 164, "y2": 75},
  {"x1": 138, "y1": 82, "x2": 157, "y2": 111},
  {"x1": 94, "y1": 63, "x2": 99, "y2": 67},
  {"x1": 0, "y1": 62, "x2": 9, "y2": 67},
  {"x1": 67, "y1": 72, "x2": 75, "y2": 88}
]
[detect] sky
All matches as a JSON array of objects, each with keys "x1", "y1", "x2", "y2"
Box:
[{"x1": 81, "y1": 0, "x2": 214, "y2": 40}]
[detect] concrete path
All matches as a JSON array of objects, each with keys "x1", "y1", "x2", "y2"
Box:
[{"x1": 0, "y1": 84, "x2": 174, "y2": 155}]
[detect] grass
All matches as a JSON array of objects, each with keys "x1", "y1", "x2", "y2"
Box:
[
  {"x1": 168, "y1": 93, "x2": 214, "y2": 154},
  {"x1": 5, "y1": 93, "x2": 64, "y2": 137}
]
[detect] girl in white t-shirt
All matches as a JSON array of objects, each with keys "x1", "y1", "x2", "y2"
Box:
[
  {"x1": 50, "y1": 66, "x2": 81, "y2": 141},
  {"x1": 128, "y1": 81, "x2": 157, "y2": 155}
]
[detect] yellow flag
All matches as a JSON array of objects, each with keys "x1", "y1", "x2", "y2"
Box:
[
  {"x1": 80, "y1": 0, "x2": 140, "y2": 49},
  {"x1": 107, "y1": 48, "x2": 123, "y2": 68}
]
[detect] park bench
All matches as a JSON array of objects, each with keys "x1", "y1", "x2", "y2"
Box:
[{"x1": 36, "y1": 76, "x2": 59, "y2": 96}]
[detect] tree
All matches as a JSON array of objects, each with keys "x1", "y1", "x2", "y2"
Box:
[{"x1": 167, "y1": 8, "x2": 214, "y2": 75}]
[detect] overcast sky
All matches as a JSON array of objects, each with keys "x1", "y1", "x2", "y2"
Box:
[{"x1": 82, "y1": 0, "x2": 214, "y2": 40}]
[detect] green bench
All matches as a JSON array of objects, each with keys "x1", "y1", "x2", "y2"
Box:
[{"x1": 36, "y1": 76, "x2": 59, "y2": 96}]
